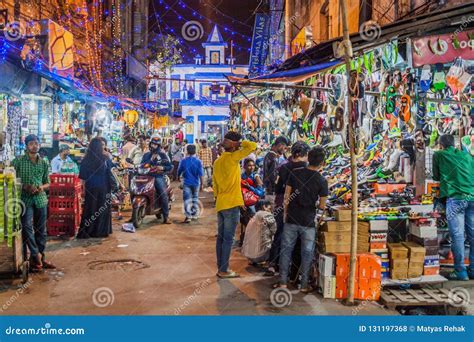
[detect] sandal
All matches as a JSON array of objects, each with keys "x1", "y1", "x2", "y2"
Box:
[
  {"x1": 300, "y1": 286, "x2": 313, "y2": 294},
  {"x1": 272, "y1": 282, "x2": 287, "y2": 289},
  {"x1": 217, "y1": 271, "x2": 240, "y2": 279}
]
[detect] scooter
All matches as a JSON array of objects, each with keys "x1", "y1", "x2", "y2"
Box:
[{"x1": 128, "y1": 163, "x2": 174, "y2": 228}]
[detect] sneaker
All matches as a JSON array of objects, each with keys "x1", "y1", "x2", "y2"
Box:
[{"x1": 447, "y1": 270, "x2": 469, "y2": 281}]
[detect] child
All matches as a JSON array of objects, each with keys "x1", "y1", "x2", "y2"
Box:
[{"x1": 241, "y1": 200, "x2": 276, "y2": 265}]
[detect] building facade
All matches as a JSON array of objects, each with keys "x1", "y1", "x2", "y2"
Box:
[{"x1": 163, "y1": 25, "x2": 248, "y2": 142}]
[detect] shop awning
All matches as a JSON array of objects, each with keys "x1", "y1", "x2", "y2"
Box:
[
  {"x1": 252, "y1": 2, "x2": 474, "y2": 81},
  {"x1": 229, "y1": 60, "x2": 341, "y2": 84}
]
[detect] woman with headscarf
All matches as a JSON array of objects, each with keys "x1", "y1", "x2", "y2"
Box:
[{"x1": 77, "y1": 137, "x2": 114, "y2": 238}]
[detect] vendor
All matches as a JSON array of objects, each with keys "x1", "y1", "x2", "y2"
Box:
[
  {"x1": 433, "y1": 134, "x2": 474, "y2": 281},
  {"x1": 51, "y1": 145, "x2": 78, "y2": 174}
]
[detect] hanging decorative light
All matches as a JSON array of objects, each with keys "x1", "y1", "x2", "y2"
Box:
[{"x1": 123, "y1": 109, "x2": 139, "y2": 128}]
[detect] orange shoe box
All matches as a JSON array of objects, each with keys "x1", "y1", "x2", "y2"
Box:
[
  {"x1": 373, "y1": 183, "x2": 407, "y2": 195},
  {"x1": 335, "y1": 277, "x2": 348, "y2": 299},
  {"x1": 369, "y1": 278, "x2": 381, "y2": 300},
  {"x1": 370, "y1": 242, "x2": 387, "y2": 250},
  {"x1": 333, "y1": 253, "x2": 351, "y2": 278},
  {"x1": 423, "y1": 265, "x2": 440, "y2": 276}
]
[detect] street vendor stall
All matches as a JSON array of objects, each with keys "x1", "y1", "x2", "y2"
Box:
[{"x1": 229, "y1": 3, "x2": 474, "y2": 309}]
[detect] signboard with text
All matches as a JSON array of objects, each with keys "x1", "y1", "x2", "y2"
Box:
[
  {"x1": 248, "y1": 13, "x2": 270, "y2": 77},
  {"x1": 412, "y1": 30, "x2": 474, "y2": 67}
]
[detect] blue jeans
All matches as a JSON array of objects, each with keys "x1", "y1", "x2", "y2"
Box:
[
  {"x1": 269, "y1": 206, "x2": 284, "y2": 267},
  {"x1": 216, "y1": 207, "x2": 240, "y2": 273},
  {"x1": 183, "y1": 184, "x2": 199, "y2": 218},
  {"x1": 154, "y1": 177, "x2": 169, "y2": 219},
  {"x1": 279, "y1": 223, "x2": 316, "y2": 288},
  {"x1": 446, "y1": 198, "x2": 474, "y2": 273},
  {"x1": 21, "y1": 205, "x2": 47, "y2": 260}
]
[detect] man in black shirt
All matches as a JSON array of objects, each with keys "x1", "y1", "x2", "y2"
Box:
[
  {"x1": 278, "y1": 147, "x2": 328, "y2": 292},
  {"x1": 266, "y1": 141, "x2": 310, "y2": 276},
  {"x1": 262, "y1": 136, "x2": 289, "y2": 198}
]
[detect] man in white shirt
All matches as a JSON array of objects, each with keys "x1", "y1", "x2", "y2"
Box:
[{"x1": 51, "y1": 145, "x2": 77, "y2": 174}]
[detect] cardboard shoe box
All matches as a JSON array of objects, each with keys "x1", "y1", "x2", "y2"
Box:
[
  {"x1": 423, "y1": 265, "x2": 440, "y2": 276},
  {"x1": 319, "y1": 231, "x2": 351, "y2": 245},
  {"x1": 333, "y1": 206, "x2": 352, "y2": 222},
  {"x1": 424, "y1": 255, "x2": 440, "y2": 267},
  {"x1": 390, "y1": 258, "x2": 409, "y2": 269},
  {"x1": 402, "y1": 242, "x2": 426, "y2": 261},
  {"x1": 388, "y1": 243, "x2": 409, "y2": 259},
  {"x1": 409, "y1": 224, "x2": 437, "y2": 238},
  {"x1": 409, "y1": 235, "x2": 438, "y2": 247},
  {"x1": 319, "y1": 254, "x2": 336, "y2": 277},
  {"x1": 319, "y1": 243, "x2": 351, "y2": 254},
  {"x1": 391, "y1": 269, "x2": 408, "y2": 279},
  {"x1": 320, "y1": 221, "x2": 352, "y2": 232},
  {"x1": 319, "y1": 275, "x2": 336, "y2": 298}
]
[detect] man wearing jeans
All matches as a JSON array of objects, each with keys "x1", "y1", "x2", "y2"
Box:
[
  {"x1": 12, "y1": 134, "x2": 55, "y2": 272},
  {"x1": 433, "y1": 134, "x2": 474, "y2": 280},
  {"x1": 279, "y1": 147, "x2": 328, "y2": 292},
  {"x1": 178, "y1": 144, "x2": 203, "y2": 224},
  {"x1": 213, "y1": 131, "x2": 257, "y2": 278}
]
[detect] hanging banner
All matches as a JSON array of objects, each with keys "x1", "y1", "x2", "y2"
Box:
[
  {"x1": 248, "y1": 13, "x2": 270, "y2": 78},
  {"x1": 412, "y1": 29, "x2": 474, "y2": 67}
]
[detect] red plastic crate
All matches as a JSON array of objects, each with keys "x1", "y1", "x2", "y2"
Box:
[
  {"x1": 47, "y1": 214, "x2": 80, "y2": 237},
  {"x1": 50, "y1": 174, "x2": 81, "y2": 187},
  {"x1": 48, "y1": 196, "x2": 82, "y2": 215}
]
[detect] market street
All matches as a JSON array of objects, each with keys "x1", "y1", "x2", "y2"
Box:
[{"x1": 0, "y1": 185, "x2": 396, "y2": 316}]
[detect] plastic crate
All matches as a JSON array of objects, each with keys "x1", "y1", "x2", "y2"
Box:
[
  {"x1": 50, "y1": 174, "x2": 81, "y2": 187},
  {"x1": 48, "y1": 196, "x2": 82, "y2": 215},
  {"x1": 47, "y1": 214, "x2": 80, "y2": 237}
]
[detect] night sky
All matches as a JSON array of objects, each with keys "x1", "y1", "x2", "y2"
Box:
[{"x1": 149, "y1": 0, "x2": 261, "y2": 65}]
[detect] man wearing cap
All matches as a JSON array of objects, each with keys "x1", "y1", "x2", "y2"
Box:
[
  {"x1": 51, "y1": 144, "x2": 78, "y2": 174},
  {"x1": 12, "y1": 134, "x2": 55, "y2": 271}
]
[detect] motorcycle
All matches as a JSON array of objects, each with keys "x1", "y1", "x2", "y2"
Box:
[{"x1": 127, "y1": 161, "x2": 174, "y2": 228}]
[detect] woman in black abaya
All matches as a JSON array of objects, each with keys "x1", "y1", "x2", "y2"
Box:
[{"x1": 77, "y1": 137, "x2": 114, "y2": 238}]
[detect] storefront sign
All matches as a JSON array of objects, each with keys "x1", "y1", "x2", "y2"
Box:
[
  {"x1": 412, "y1": 29, "x2": 474, "y2": 67},
  {"x1": 248, "y1": 13, "x2": 270, "y2": 77}
]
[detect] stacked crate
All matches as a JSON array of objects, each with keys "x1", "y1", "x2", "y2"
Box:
[{"x1": 47, "y1": 174, "x2": 82, "y2": 237}]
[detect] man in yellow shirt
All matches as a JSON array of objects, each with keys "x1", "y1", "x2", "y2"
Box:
[{"x1": 213, "y1": 131, "x2": 257, "y2": 278}]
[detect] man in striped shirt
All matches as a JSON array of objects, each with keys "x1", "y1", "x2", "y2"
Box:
[{"x1": 198, "y1": 139, "x2": 213, "y2": 187}]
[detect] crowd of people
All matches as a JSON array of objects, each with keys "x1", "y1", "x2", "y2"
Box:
[{"x1": 9, "y1": 130, "x2": 473, "y2": 288}]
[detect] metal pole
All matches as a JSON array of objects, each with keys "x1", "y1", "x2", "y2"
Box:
[{"x1": 339, "y1": 0, "x2": 358, "y2": 305}]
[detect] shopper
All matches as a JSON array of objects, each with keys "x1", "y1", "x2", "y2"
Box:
[
  {"x1": 241, "y1": 158, "x2": 265, "y2": 213},
  {"x1": 129, "y1": 135, "x2": 149, "y2": 166},
  {"x1": 77, "y1": 137, "x2": 115, "y2": 239},
  {"x1": 241, "y1": 200, "x2": 276, "y2": 265},
  {"x1": 266, "y1": 141, "x2": 310, "y2": 276},
  {"x1": 197, "y1": 139, "x2": 213, "y2": 187},
  {"x1": 170, "y1": 138, "x2": 184, "y2": 181},
  {"x1": 277, "y1": 147, "x2": 328, "y2": 293},
  {"x1": 178, "y1": 144, "x2": 203, "y2": 223},
  {"x1": 51, "y1": 144, "x2": 78, "y2": 174},
  {"x1": 433, "y1": 134, "x2": 474, "y2": 280},
  {"x1": 141, "y1": 136, "x2": 173, "y2": 224},
  {"x1": 213, "y1": 131, "x2": 257, "y2": 278},
  {"x1": 263, "y1": 136, "x2": 289, "y2": 201},
  {"x1": 12, "y1": 134, "x2": 54, "y2": 272},
  {"x1": 121, "y1": 135, "x2": 136, "y2": 160}
]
